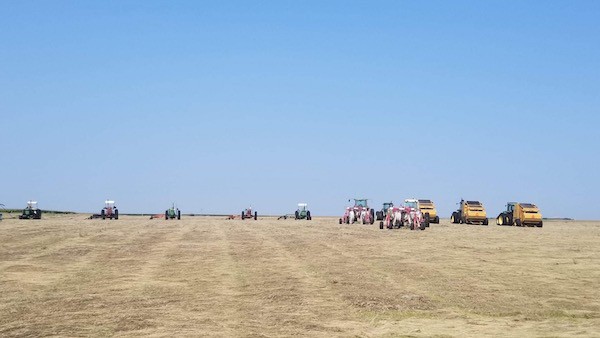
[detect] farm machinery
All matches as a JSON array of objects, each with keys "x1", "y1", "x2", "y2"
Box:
[
  {"x1": 375, "y1": 202, "x2": 394, "y2": 221},
  {"x1": 100, "y1": 200, "x2": 119, "y2": 220},
  {"x1": 451, "y1": 199, "x2": 487, "y2": 225},
  {"x1": 339, "y1": 199, "x2": 375, "y2": 225},
  {"x1": 165, "y1": 204, "x2": 181, "y2": 220},
  {"x1": 417, "y1": 199, "x2": 439, "y2": 224},
  {"x1": 241, "y1": 207, "x2": 257, "y2": 220},
  {"x1": 497, "y1": 202, "x2": 543, "y2": 227},
  {"x1": 379, "y1": 200, "x2": 429, "y2": 230},
  {"x1": 295, "y1": 203, "x2": 312, "y2": 220},
  {"x1": 19, "y1": 201, "x2": 42, "y2": 219}
]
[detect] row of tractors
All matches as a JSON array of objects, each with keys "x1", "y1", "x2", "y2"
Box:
[
  {"x1": 339, "y1": 198, "x2": 436, "y2": 231},
  {"x1": 15, "y1": 200, "x2": 182, "y2": 221},
  {"x1": 450, "y1": 199, "x2": 543, "y2": 227},
  {"x1": 340, "y1": 198, "x2": 543, "y2": 229},
  {"x1": 10, "y1": 199, "x2": 543, "y2": 228}
]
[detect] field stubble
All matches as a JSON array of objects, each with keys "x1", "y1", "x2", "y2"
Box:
[{"x1": 0, "y1": 215, "x2": 598, "y2": 337}]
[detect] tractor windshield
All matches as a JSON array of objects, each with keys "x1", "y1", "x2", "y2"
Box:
[
  {"x1": 405, "y1": 201, "x2": 418, "y2": 209},
  {"x1": 354, "y1": 200, "x2": 368, "y2": 207}
]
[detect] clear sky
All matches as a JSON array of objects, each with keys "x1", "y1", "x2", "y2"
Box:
[{"x1": 1, "y1": 1, "x2": 599, "y2": 219}]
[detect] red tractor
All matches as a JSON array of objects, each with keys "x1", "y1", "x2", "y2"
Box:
[
  {"x1": 338, "y1": 199, "x2": 375, "y2": 225},
  {"x1": 101, "y1": 200, "x2": 119, "y2": 220},
  {"x1": 241, "y1": 207, "x2": 257, "y2": 220}
]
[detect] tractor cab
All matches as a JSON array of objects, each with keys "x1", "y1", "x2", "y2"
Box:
[
  {"x1": 506, "y1": 202, "x2": 516, "y2": 213},
  {"x1": 353, "y1": 199, "x2": 369, "y2": 208},
  {"x1": 404, "y1": 199, "x2": 418, "y2": 210},
  {"x1": 383, "y1": 202, "x2": 393, "y2": 210}
]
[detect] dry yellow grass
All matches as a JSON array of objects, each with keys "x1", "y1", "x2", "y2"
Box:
[{"x1": 0, "y1": 214, "x2": 598, "y2": 337}]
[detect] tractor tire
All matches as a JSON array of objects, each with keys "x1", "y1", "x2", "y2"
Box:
[
  {"x1": 420, "y1": 220, "x2": 426, "y2": 230},
  {"x1": 295, "y1": 210, "x2": 299, "y2": 220},
  {"x1": 515, "y1": 219, "x2": 522, "y2": 227},
  {"x1": 254, "y1": 211, "x2": 257, "y2": 220},
  {"x1": 306, "y1": 211, "x2": 311, "y2": 220},
  {"x1": 101, "y1": 209, "x2": 106, "y2": 220},
  {"x1": 177, "y1": 210, "x2": 181, "y2": 220},
  {"x1": 497, "y1": 215, "x2": 503, "y2": 225},
  {"x1": 483, "y1": 218, "x2": 488, "y2": 226},
  {"x1": 380, "y1": 221, "x2": 383, "y2": 230},
  {"x1": 241, "y1": 211, "x2": 245, "y2": 220},
  {"x1": 376, "y1": 211, "x2": 382, "y2": 221},
  {"x1": 165, "y1": 211, "x2": 169, "y2": 220},
  {"x1": 370, "y1": 209, "x2": 375, "y2": 224},
  {"x1": 114, "y1": 209, "x2": 119, "y2": 220},
  {"x1": 339, "y1": 218, "x2": 342, "y2": 224},
  {"x1": 424, "y1": 213, "x2": 430, "y2": 227},
  {"x1": 537, "y1": 221, "x2": 543, "y2": 228},
  {"x1": 433, "y1": 216, "x2": 439, "y2": 224},
  {"x1": 450, "y1": 213, "x2": 455, "y2": 224}
]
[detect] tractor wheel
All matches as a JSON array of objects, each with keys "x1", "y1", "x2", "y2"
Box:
[
  {"x1": 537, "y1": 221, "x2": 543, "y2": 228},
  {"x1": 295, "y1": 210, "x2": 299, "y2": 220},
  {"x1": 515, "y1": 219, "x2": 522, "y2": 227},
  {"x1": 379, "y1": 221, "x2": 383, "y2": 230},
  {"x1": 177, "y1": 210, "x2": 181, "y2": 220},
  {"x1": 450, "y1": 213, "x2": 455, "y2": 224},
  {"x1": 483, "y1": 218, "x2": 488, "y2": 226},
  {"x1": 101, "y1": 209, "x2": 106, "y2": 220},
  {"x1": 420, "y1": 220, "x2": 426, "y2": 230},
  {"x1": 254, "y1": 211, "x2": 257, "y2": 220},
  {"x1": 114, "y1": 209, "x2": 119, "y2": 220},
  {"x1": 339, "y1": 218, "x2": 342, "y2": 224},
  {"x1": 306, "y1": 211, "x2": 311, "y2": 220},
  {"x1": 370, "y1": 209, "x2": 375, "y2": 224},
  {"x1": 424, "y1": 213, "x2": 430, "y2": 227},
  {"x1": 241, "y1": 211, "x2": 245, "y2": 220},
  {"x1": 497, "y1": 215, "x2": 503, "y2": 225},
  {"x1": 165, "y1": 211, "x2": 169, "y2": 220},
  {"x1": 376, "y1": 211, "x2": 382, "y2": 221}
]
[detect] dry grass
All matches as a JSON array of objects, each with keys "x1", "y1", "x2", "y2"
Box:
[{"x1": 0, "y1": 215, "x2": 598, "y2": 337}]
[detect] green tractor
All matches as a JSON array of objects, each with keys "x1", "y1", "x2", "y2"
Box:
[
  {"x1": 375, "y1": 202, "x2": 394, "y2": 221},
  {"x1": 295, "y1": 203, "x2": 312, "y2": 220},
  {"x1": 19, "y1": 201, "x2": 42, "y2": 219},
  {"x1": 165, "y1": 204, "x2": 181, "y2": 220}
]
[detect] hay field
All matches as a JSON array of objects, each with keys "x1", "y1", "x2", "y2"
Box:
[{"x1": 0, "y1": 215, "x2": 598, "y2": 337}]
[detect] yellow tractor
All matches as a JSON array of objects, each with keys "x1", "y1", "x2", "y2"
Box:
[
  {"x1": 451, "y1": 199, "x2": 488, "y2": 225},
  {"x1": 496, "y1": 202, "x2": 543, "y2": 227},
  {"x1": 417, "y1": 199, "x2": 439, "y2": 224}
]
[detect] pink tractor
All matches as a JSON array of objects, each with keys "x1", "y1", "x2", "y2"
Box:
[
  {"x1": 379, "y1": 200, "x2": 429, "y2": 230},
  {"x1": 379, "y1": 206, "x2": 404, "y2": 229},
  {"x1": 402, "y1": 199, "x2": 428, "y2": 230},
  {"x1": 241, "y1": 207, "x2": 257, "y2": 220},
  {"x1": 339, "y1": 199, "x2": 375, "y2": 225}
]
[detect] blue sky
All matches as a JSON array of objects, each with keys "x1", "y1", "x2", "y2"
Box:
[{"x1": 1, "y1": 1, "x2": 599, "y2": 219}]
